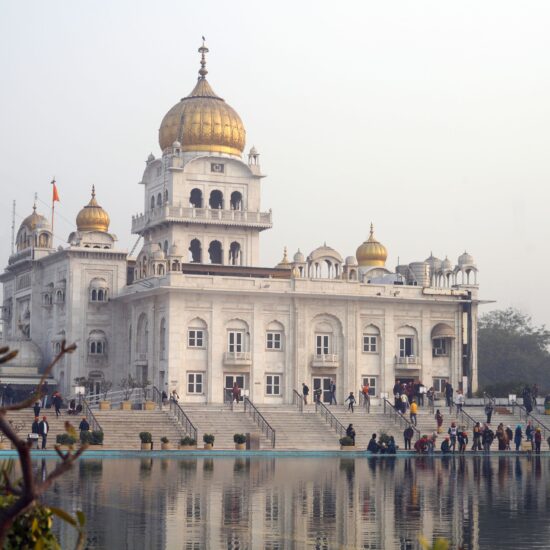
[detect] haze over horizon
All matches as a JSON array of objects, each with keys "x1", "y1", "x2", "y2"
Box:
[{"x1": 1, "y1": 1, "x2": 549, "y2": 328}]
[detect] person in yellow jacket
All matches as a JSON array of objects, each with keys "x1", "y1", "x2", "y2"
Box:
[{"x1": 410, "y1": 399, "x2": 418, "y2": 426}]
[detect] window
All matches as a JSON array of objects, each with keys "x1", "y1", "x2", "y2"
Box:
[
  {"x1": 187, "y1": 372, "x2": 203, "y2": 394},
  {"x1": 433, "y1": 378, "x2": 448, "y2": 393},
  {"x1": 228, "y1": 331, "x2": 243, "y2": 353},
  {"x1": 266, "y1": 375, "x2": 281, "y2": 396},
  {"x1": 266, "y1": 332, "x2": 282, "y2": 350},
  {"x1": 188, "y1": 329, "x2": 204, "y2": 348},
  {"x1": 316, "y1": 334, "x2": 330, "y2": 355},
  {"x1": 362, "y1": 335, "x2": 377, "y2": 353},
  {"x1": 432, "y1": 338, "x2": 448, "y2": 356},
  {"x1": 362, "y1": 376, "x2": 377, "y2": 397},
  {"x1": 160, "y1": 319, "x2": 166, "y2": 359},
  {"x1": 89, "y1": 279, "x2": 109, "y2": 303},
  {"x1": 399, "y1": 337, "x2": 414, "y2": 357},
  {"x1": 89, "y1": 332, "x2": 107, "y2": 355}
]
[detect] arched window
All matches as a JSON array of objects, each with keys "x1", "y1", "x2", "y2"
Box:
[
  {"x1": 209, "y1": 190, "x2": 223, "y2": 209},
  {"x1": 189, "y1": 239, "x2": 202, "y2": 263},
  {"x1": 160, "y1": 318, "x2": 166, "y2": 360},
  {"x1": 189, "y1": 188, "x2": 203, "y2": 208},
  {"x1": 230, "y1": 191, "x2": 242, "y2": 211},
  {"x1": 229, "y1": 241, "x2": 241, "y2": 266},
  {"x1": 90, "y1": 278, "x2": 109, "y2": 302},
  {"x1": 150, "y1": 196, "x2": 155, "y2": 210},
  {"x1": 88, "y1": 330, "x2": 107, "y2": 355},
  {"x1": 157, "y1": 193, "x2": 162, "y2": 207},
  {"x1": 38, "y1": 233, "x2": 49, "y2": 247},
  {"x1": 157, "y1": 264, "x2": 165, "y2": 275},
  {"x1": 362, "y1": 324, "x2": 381, "y2": 353},
  {"x1": 55, "y1": 290, "x2": 64, "y2": 303},
  {"x1": 208, "y1": 240, "x2": 222, "y2": 264}
]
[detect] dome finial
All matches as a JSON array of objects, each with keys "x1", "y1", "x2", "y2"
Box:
[
  {"x1": 198, "y1": 36, "x2": 209, "y2": 79},
  {"x1": 91, "y1": 184, "x2": 96, "y2": 199}
]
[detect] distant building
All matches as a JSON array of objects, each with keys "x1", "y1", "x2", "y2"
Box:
[{"x1": 0, "y1": 42, "x2": 481, "y2": 401}]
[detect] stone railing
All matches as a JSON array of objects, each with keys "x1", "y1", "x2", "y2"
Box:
[
  {"x1": 223, "y1": 352, "x2": 252, "y2": 366},
  {"x1": 311, "y1": 354, "x2": 339, "y2": 368},
  {"x1": 395, "y1": 356, "x2": 418, "y2": 365}
]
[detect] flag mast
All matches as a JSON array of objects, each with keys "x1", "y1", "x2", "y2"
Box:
[{"x1": 50, "y1": 177, "x2": 60, "y2": 244}]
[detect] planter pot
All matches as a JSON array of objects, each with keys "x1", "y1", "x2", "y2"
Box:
[
  {"x1": 235, "y1": 443, "x2": 246, "y2": 450},
  {"x1": 57, "y1": 445, "x2": 73, "y2": 451},
  {"x1": 204, "y1": 443, "x2": 213, "y2": 450},
  {"x1": 0, "y1": 442, "x2": 10, "y2": 450},
  {"x1": 340, "y1": 445, "x2": 356, "y2": 451},
  {"x1": 144, "y1": 401, "x2": 156, "y2": 411},
  {"x1": 178, "y1": 445, "x2": 197, "y2": 451},
  {"x1": 86, "y1": 445, "x2": 103, "y2": 451},
  {"x1": 99, "y1": 401, "x2": 111, "y2": 411},
  {"x1": 120, "y1": 401, "x2": 132, "y2": 411},
  {"x1": 161, "y1": 443, "x2": 171, "y2": 450},
  {"x1": 141, "y1": 443, "x2": 152, "y2": 451}
]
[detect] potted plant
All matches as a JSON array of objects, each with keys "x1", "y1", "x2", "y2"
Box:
[
  {"x1": 140, "y1": 431, "x2": 152, "y2": 450},
  {"x1": 203, "y1": 433, "x2": 215, "y2": 450},
  {"x1": 99, "y1": 380, "x2": 113, "y2": 410},
  {"x1": 179, "y1": 436, "x2": 197, "y2": 450},
  {"x1": 233, "y1": 433, "x2": 247, "y2": 450},
  {"x1": 137, "y1": 379, "x2": 155, "y2": 410},
  {"x1": 81, "y1": 430, "x2": 104, "y2": 450},
  {"x1": 119, "y1": 375, "x2": 137, "y2": 410},
  {"x1": 160, "y1": 436, "x2": 171, "y2": 450},
  {"x1": 339, "y1": 435, "x2": 355, "y2": 451},
  {"x1": 56, "y1": 433, "x2": 77, "y2": 450}
]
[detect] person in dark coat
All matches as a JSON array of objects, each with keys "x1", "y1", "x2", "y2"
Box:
[
  {"x1": 79, "y1": 417, "x2": 90, "y2": 442},
  {"x1": 38, "y1": 416, "x2": 49, "y2": 449},
  {"x1": 534, "y1": 428, "x2": 542, "y2": 453},
  {"x1": 444, "y1": 383, "x2": 453, "y2": 409},
  {"x1": 403, "y1": 426, "x2": 414, "y2": 450},
  {"x1": 302, "y1": 383, "x2": 309, "y2": 405},
  {"x1": 505, "y1": 426, "x2": 514, "y2": 450},
  {"x1": 514, "y1": 425, "x2": 523, "y2": 451},
  {"x1": 485, "y1": 402, "x2": 494, "y2": 424},
  {"x1": 330, "y1": 380, "x2": 337, "y2": 405},
  {"x1": 387, "y1": 436, "x2": 397, "y2": 454},
  {"x1": 440, "y1": 436, "x2": 451, "y2": 454},
  {"x1": 31, "y1": 417, "x2": 40, "y2": 434},
  {"x1": 33, "y1": 402, "x2": 41, "y2": 418},
  {"x1": 346, "y1": 424, "x2": 356, "y2": 445},
  {"x1": 367, "y1": 434, "x2": 379, "y2": 453},
  {"x1": 482, "y1": 426, "x2": 494, "y2": 452},
  {"x1": 53, "y1": 393, "x2": 62, "y2": 417}
]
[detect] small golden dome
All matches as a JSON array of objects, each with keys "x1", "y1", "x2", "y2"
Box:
[
  {"x1": 76, "y1": 186, "x2": 110, "y2": 232},
  {"x1": 20, "y1": 205, "x2": 50, "y2": 232},
  {"x1": 356, "y1": 224, "x2": 388, "y2": 267},
  {"x1": 158, "y1": 40, "x2": 246, "y2": 155},
  {"x1": 276, "y1": 246, "x2": 292, "y2": 270}
]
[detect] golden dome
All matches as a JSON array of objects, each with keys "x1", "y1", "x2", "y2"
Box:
[
  {"x1": 356, "y1": 224, "x2": 388, "y2": 267},
  {"x1": 158, "y1": 41, "x2": 245, "y2": 156},
  {"x1": 20, "y1": 205, "x2": 50, "y2": 232},
  {"x1": 76, "y1": 186, "x2": 110, "y2": 232},
  {"x1": 276, "y1": 246, "x2": 292, "y2": 270}
]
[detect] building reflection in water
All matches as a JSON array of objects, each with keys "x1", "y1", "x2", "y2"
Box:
[{"x1": 40, "y1": 455, "x2": 550, "y2": 549}]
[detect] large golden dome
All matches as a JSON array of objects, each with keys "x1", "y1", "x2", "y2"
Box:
[
  {"x1": 356, "y1": 224, "x2": 388, "y2": 267},
  {"x1": 76, "y1": 186, "x2": 110, "y2": 232},
  {"x1": 158, "y1": 41, "x2": 245, "y2": 156}
]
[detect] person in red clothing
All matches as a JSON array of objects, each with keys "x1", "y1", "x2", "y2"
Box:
[{"x1": 534, "y1": 427, "x2": 542, "y2": 454}]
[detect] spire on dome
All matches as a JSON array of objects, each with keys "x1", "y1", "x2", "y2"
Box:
[{"x1": 198, "y1": 36, "x2": 209, "y2": 79}]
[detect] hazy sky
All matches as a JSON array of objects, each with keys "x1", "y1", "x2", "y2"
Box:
[{"x1": 1, "y1": 1, "x2": 549, "y2": 327}]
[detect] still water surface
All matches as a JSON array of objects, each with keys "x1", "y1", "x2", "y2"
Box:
[{"x1": 39, "y1": 455, "x2": 550, "y2": 549}]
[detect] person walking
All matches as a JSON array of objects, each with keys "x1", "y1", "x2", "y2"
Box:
[
  {"x1": 361, "y1": 382, "x2": 370, "y2": 412},
  {"x1": 404, "y1": 425, "x2": 414, "y2": 450},
  {"x1": 33, "y1": 401, "x2": 41, "y2": 418},
  {"x1": 435, "y1": 409, "x2": 443, "y2": 434},
  {"x1": 400, "y1": 393, "x2": 409, "y2": 415},
  {"x1": 482, "y1": 425, "x2": 494, "y2": 452},
  {"x1": 31, "y1": 416, "x2": 40, "y2": 435},
  {"x1": 345, "y1": 392, "x2": 356, "y2": 413},
  {"x1": 302, "y1": 383, "x2": 309, "y2": 405},
  {"x1": 514, "y1": 425, "x2": 523, "y2": 451},
  {"x1": 393, "y1": 380, "x2": 401, "y2": 408},
  {"x1": 330, "y1": 380, "x2": 337, "y2": 405},
  {"x1": 346, "y1": 423, "x2": 356, "y2": 445},
  {"x1": 426, "y1": 387, "x2": 435, "y2": 413},
  {"x1": 505, "y1": 426, "x2": 514, "y2": 450},
  {"x1": 534, "y1": 427, "x2": 542, "y2": 454},
  {"x1": 472, "y1": 422, "x2": 482, "y2": 451},
  {"x1": 444, "y1": 382, "x2": 454, "y2": 411},
  {"x1": 448, "y1": 422, "x2": 458, "y2": 452},
  {"x1": 455, "y1": 391, "x2": 465, "y2": 416},
  {"x1": 410, "y1": 399, "x2": 418, "y2": 426},
  {"x1": 232, "y1": 382, "x2": 241, "y2": 404},
  {"x1": 52, "y1": 392, "x2": 62, "y2": 418},
  {"x1": 79, "y1": 417, "x2": 90, "y2": 442},
  {"x1": 525, "y1": 421, "x2": 533, "y2": 444},
  {"x1": 485, "y1": 401, "x2": 494, "y2": 424},
  {"x1": 457, "y1": 430, "x2": 468, "y2": 453},
  {"x1": 38, "y1": 416, "x2": 49, "y2": 449},
  {"x1": 496, "y1": 423, "x2": 507, "y2": 451},
  {"x1": 532, "y1": 384, "x2": 539, "y2": 408}
]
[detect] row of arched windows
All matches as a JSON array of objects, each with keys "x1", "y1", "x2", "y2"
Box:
[
  {"x1": 189, "y1": 239, "x2": 241, "y2": 265},
  {"x1": 88, "y1": 330, "x2": 107, "y2": 356},
  {"x1": 89, "y1": 278, "x2": 109, "y2": 303},
  {"x1": 150, "y1": 189, "x2": 169, "y2": 211},
  {"x1": 189, "y1": 189, "x2": 243, "y2": 211}
]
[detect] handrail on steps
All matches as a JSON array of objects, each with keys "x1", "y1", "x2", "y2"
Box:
[
  {"x1": 315, "y1": 400, "x2": 346, "y2": 438},
  {"x1": 383, "y1": 398, "x2": 420, "y2": 440},
  {"x1": 514, "y1": 403, "x2": 550, "y2": 440},
  {"x1": 224, "y1": 388, "x2": 234, "y2": 411},
  {"x1": 152, "y1": 386, "x2": 164, "y2": 409},
  {"x1": 169, "y1": 400, "x2": 198, "y2": 442},
  {"x1": 457, "y1": 407, "x2": 477, "y2": 430},
  {"x1": 292, "y1": 389, "x2": 303, "y2": 413},
  {"x1": 243, "y1": 397, "x2": 276, "y2": 448},
  {"x1": 82, "y1": 398, "x2": 103, "y2": 433}
]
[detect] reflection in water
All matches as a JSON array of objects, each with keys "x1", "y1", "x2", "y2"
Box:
[{"x1": 41, "y1": 456, "x2": 550, "y2": 549}]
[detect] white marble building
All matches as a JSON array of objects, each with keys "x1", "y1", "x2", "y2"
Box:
[{"x1": 0, "y1": 42, "x2": 481, "y2": 403}]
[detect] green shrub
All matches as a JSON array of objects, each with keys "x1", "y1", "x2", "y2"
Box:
[
  {"x1": 80, "y1": 431, "x2": 93, "y2": 444},
  {"x1": 91, "y1": 431, "x2": 104, "y2": 445},
  {"x1": 203, "y1": 433, "x2": 215, "y2": 445},
  {"x1": 233, "y1": 433, "x2": 246, "y2": 444},
  {"x1": 180, "y1": 436, "x2": 196, "y2": 446},
  {"x1": 378, "y1": 431, "x2": 391, "y2": 446},
  {"x1": 160, "y1": 436, "x2": 169, "y2": 444},
  {"x1": 139, "y1": 432, "x2": 152, "y2": 443},
  {"x1": 56, "y1": 433, "x2": 76, "y2": 446},
  {"x1": 339, "y1": 436, "x2": 354, "y2": 446}
]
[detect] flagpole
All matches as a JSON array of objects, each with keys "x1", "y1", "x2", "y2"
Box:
[{"x1": 51, "y1": 177, "x2": 56, "y2": 244}]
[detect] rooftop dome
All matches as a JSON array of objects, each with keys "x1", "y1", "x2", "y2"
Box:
[
  {"x1": 158, "y1": 40, "x2": 246, "y2": 156},
  {"x1": 20, "y1": 205, "x2": 50, "y2": 232},
  {"x1": 458, "y1": 251, "x2": 475, "y2": 267},
  {"x1": 425, "y1": 253, "x2": 442, "y2": 272},
  {"x1": 308, "y1": 243, "x2": 343, "y2": 263},
  {"x1": 441, "y1": 256, "x2": 453, "y2": 270},
  {"x1": 356, "y1": 224, "x2": 388, "y2": 267},
  {"x1": 76, "y1": 186, "x2": 110, "y2": 233},
  {"x1": 276, "y1": 247, "x2": 292, "y2": 269},
  {"x1": 293, "y1": 249, "x2": 305, "y2": 263},
  {"x1": 151, "y1": 244, "x2": 165, "y2": 261},
  {"x1": 345, "y1": 255, "x2": 358, "y2": 266}
]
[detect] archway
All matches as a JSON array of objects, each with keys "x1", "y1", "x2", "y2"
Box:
[
  {"x1": 208, "y1": 240, "x2": 222, "y2": 264},
  {"x1": 209, "y1": 190, "x2": 223, "y2": 209}
]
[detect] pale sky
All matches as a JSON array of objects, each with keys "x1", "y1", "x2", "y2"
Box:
[{"x1": 1, "y1": 1, "x2": 549, "y2": 327}]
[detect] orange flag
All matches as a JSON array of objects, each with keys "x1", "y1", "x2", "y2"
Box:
[{"x1": 51, "y1": 178, "x2": 60, "y2": 202}]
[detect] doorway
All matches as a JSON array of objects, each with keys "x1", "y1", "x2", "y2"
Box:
[
  {"x1": 224, "y1": 374, "x2": 248, "y2": 401},
  {"x1": 313, "y1": 377, "x2": 333, "y2": 404}
]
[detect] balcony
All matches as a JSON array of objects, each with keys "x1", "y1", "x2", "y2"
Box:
[
  {"x1": 223, "y1": 352, "x2": 252, "y2": 367},
  {"x1": 395, "y1": 356, "x2": 419, "y2": 366},
  {"x1": 311, "y1": 354, "x2": 340, "y2": 368},
  {"x1": 132, "y1": 206, "x2": 273, "y2": 234}
]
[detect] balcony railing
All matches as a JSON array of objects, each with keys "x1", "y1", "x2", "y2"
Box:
[
  {"x1": 223, "y1": 351, "x2": 252, "y2": 366},
  {"x1": 132, "y1": 206, "x2": 273, "y2": 233},
  {"x1": 395, "y1": 356, "x2": 418, "y2": 365},
  {"x1": 311, "y1": 354, "x2": 339, "y2": 368}
]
